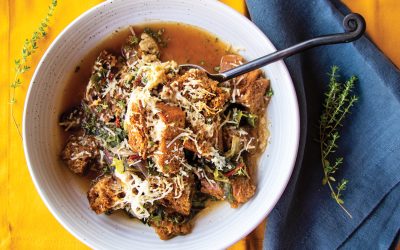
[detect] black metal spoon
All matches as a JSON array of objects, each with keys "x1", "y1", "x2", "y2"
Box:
[{"x1": 179, "y1": 13, "x2": 366, "y2": 82}]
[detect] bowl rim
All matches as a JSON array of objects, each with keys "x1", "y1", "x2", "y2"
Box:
[{"x1": 23, "y1": 0, "x2": 300, "y2": 248}]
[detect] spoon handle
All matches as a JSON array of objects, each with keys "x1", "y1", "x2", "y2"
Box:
[{"x1": 219, "y1": 13, "x2": 366, "y2": 82}]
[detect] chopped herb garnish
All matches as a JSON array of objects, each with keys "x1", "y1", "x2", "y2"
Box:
[
  {"x1": 117, "y1": 100, "x2": 126, "y2": 110},
  {"x1": 223, "y1": 182, "x2": 234, "y2": 203},
  {"x1": 144, "y1": 27, "x2": 168, "y2": 47},
  {"x1": 246, "y1": 113, "x2": 257, "y2": 127},
  {"x1": 236, "y1": 166, "x2": 249, "y2": 178},
  {"x1": 90, "y1": 73, "x2": 102, "y2": 84},
  {"x1": 266, "y1": 88, "x2": 274, "y2": 97},
  {"x1": 95, "y1": 105, "x2": 103, "y2": 112},
  {"x1": 232, "y1": 108, "x2": 258, "y2": 127},
  {"x1": 129, "y1": 35, "x2": 139, "y2": 46},
  {"x1": 96, "y1": 125, "x2": 127, "y2": 148},
  {"x1": 111, "y1": 158, "x2": 125, "y2": 174},
  {"x1": 213, "y1": 168, "x2": 229, "y2": 183}
]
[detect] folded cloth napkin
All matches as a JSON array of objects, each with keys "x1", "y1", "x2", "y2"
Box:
[{"x1": 246, "y1": 0, "x2": 400, "y2": 249}]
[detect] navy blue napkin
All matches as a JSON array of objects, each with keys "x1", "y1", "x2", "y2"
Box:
[{"x1": 246, "y1": 0, "x2": 400, "y2": 249}]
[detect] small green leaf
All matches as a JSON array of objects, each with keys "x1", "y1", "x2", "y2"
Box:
[
  {"x1": 266, "y1": 88, "x2": 274, "y2": 97},
  {"x1": 223, "y1": 182, "x2": 234, "y2": 202},
  {"x1": 213, "y1": 168, "x2": 229, "y2": 183},
  {"x1": 111, "y1": 158, "x2": 125, "y2": 174},
  {"x1": 246, "y1": 114, "x2": 257, "y2": 127}
]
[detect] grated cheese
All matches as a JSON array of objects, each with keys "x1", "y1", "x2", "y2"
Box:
[
  {"x1": 115, "y1": 171, "x2": 174, "y2": 219},
  {"x1": 70, "y1": 151, "x2": 91, "y2": 161}
]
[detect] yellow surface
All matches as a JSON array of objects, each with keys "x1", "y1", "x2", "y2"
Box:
[{"x1": 1, "y1": 0, "x2": 399, "y2": 249}]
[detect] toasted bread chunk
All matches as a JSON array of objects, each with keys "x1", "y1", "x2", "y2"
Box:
[
  {"x1": 200, "y1": 178, "x2": 224, "y2": 200},
  {"x1": 182, "y1": 139, "x2": 212, "y2": 159},
  {"x1": 87, "y1": 175, "x2": 125, "y2": 214},
  {"x1": 154, "y1": 103, "x2": 186, "y2": 174},
  {"x1": 85, "y1": 50, "x2": 117, "y2": 103},
  {"x1": 139, "y1": 33, "x2": 159, "y2": 57},
  {"x1": 152, "y1": 220, "x2": 192, "y2": 240},
  {"x1": 222, "y1": 126, "x2": 256, "y2": 154},
  {"x1": 126, "y1": 100, "x2": 148, "y2": 158},
  {"x1": 220, "y1": 55, "x2": 269, "y2": 114},
  {"x1": 231, "y1": 177, "x2": 256, "y2": 205},
  {"x1": 157, "y1": 103, "x2": 185, "y2": 129},
  {"x1": 236, "y1": 78, "x2": 270, "y2": 114},
  {"x1": 160, "y1": 69, "x2": 229, "y2": 158},
  {"x1": 84, "y1": 50, "x2": 125, "y2": 123},
  {"x1": 61, "y1": 135, "x2": 99, "y2": 175},
  {"x1": 180, "y1": 69, "x2": 229, "y2": 112},
  {"x1": 161, "y1": 69, "x2": 229, "y2": 114},
  {"x1": 182, "y1": 139, "x2": 198, "y2": 155},
  {"x1": 156, "y1": 139, "x2": 185, "y2": 174},
  {"x1": 162, "y1": 177, "x2": 193, "y2": 215},
  {"x1": 220, "y1": 54, "x2": 243, "y2": 72}
]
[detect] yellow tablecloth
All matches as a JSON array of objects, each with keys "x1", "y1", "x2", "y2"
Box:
[{"x1": 1, "y1": 0, "x2": 399, "y2": 249}]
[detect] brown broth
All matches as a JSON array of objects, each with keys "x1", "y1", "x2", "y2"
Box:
[{"x1": 61, "y1": 22, "x2": 231, "y2": 115}]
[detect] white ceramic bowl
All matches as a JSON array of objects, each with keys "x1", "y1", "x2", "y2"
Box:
[{"x1": 23, "y1": 0, "x2": 299, "y2": 249}]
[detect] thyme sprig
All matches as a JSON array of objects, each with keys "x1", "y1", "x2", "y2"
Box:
[
  {"x1": 319, "y1": 66, "x2": 358, "y2": 218},
  {"x1": 10, "y1": 0, "x2": 58, "y2": 138}
]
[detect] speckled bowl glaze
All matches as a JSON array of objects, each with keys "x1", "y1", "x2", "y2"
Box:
[{"x1": 23, "y1": 0, "x2": 299, "y2": 249}]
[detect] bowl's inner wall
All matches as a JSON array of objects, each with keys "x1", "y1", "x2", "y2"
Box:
[{"x1": 24, "y1": 0, "x2": 299, "y2": 249}]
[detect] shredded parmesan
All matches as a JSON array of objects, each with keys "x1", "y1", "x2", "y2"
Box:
[
  {"x1": 70, "y1": 151, "x2": 91, "y2": 161},
  {"x1": 115, "y1": 171, "x2": 173, "y2": 219},
  {"x1": 166, "y1": 132, "x2": 190, "y2": 148},
  {"x1": 235, "y1": 137, "x2": 256, "y2": 162}
]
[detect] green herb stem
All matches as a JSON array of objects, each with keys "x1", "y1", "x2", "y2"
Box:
[
  {"x1": 319, "y1": 66, "x2": 358, "y2": 218},
  {"x1": 10, "y1": 0, "x2": 58, "y2": 138}
]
